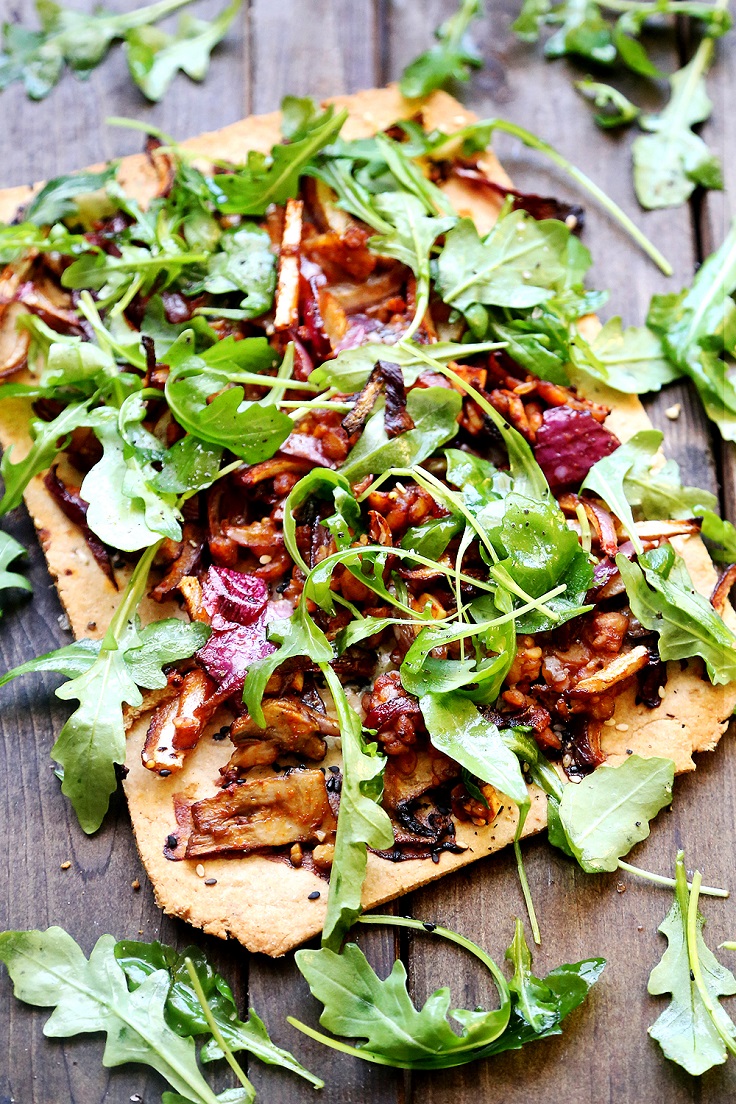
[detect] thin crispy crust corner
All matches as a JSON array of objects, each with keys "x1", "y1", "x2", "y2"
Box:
[{"x1": 1, "y1": 88, "x2": 733, "y2": 956}]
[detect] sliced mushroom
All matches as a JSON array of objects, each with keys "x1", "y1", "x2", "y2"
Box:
[
  {"x1": 222, "y1": 697, "x2": 339, "y2": 777},
  {"x1": 273, "y1": 197, "x2": 303, "y2": 331},
  {"x1": 634, "y1": 519, "x2": 702, "y2": 540},
  {"x1": 572, "y1": 645, "x2": 650, "y2": 694},
  {"x1": 142, "y1": 668, "x2": 216, "y2": 774},
  {"x1": 180, "y1": 769, "x2": 337, "y2": 858}
]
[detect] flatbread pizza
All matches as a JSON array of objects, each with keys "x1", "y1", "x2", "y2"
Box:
[{"x1": 0, "y1": 86, "x2": 734, "y2": 958}]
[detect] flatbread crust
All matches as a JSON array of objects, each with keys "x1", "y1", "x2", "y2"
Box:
[{"x1": 0, "y1": 87, "x2": 733, "y2": 956}]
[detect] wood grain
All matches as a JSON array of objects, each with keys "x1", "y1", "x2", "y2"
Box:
[{"x1": 0, "y1": 1, "x2": 734, "y2": 1102}]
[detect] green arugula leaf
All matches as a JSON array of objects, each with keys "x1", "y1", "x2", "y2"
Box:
[
  {"x1": 436, "y1": 211, "x2": 584, "y2": 313},
  {"x1": 553, "y1": 754, "x2": 675, "y2": 873},
  {"x1": 618, "y1": 436, "x2": 717, "y2": 520},
  {"x1": 0, "y1": 400, "x2": 97, "y2": 515},
  {"x1": 580, "y1": 431, "x2": 657, "y2": 552},
  {"x1": 700, "y1": 511, "x2": 736, "y2": 563},
  {"x1": 617, "y1": 546, "x2": 736, "y2": 685},
  {"x1": 82, "y1": 407, "x2": 181, "y2": 552},
  {"x1": 294, "y1": 914, "x2": 603, "y2": 1068},
  {"x1": 649, "y1": 852, "x2": 736, "y2": 1075},
  {"x1": 399, "y1": 0, "x2": 482, "y2": 99},
  {"x1": 24, "y1": 165, "x2": 119, "y2": 226},
  {"x1": 420, "y1": 693, "x2": 528, "y2": 807},
  {"x1": 544, "y1": 0, "x2": 616, "y2": 64},
  {"x1": 647, "y1": 218, "x2": 736, "y2": 440},
  {"x1": 243, "y1": 604, "x2": 333, "y2": 728},
  {"x1": 0, "y1": 531, "x2": 31, "y2": 606},
  {"x1": 201, "y1": 223, "x2": 276, "y2": 319},
  {"x1": 0, "y1": 638, "x2": 101, "y2": 689},
  {"x1": 633, "y1": 42, "x2": 723, "y2": 210},
  {"x1": 212, "y1": 105, "x2": 347, "y2": 216},
  {"x1": 512, "y1": 0, "x2": 551, "y2": 41},
  {"x1": 339, "y1": 386, "x2": 461, "y2": 482},
  {"x1": 320, "y1": 665, "x2": 393, "y2": 951},
  {"x1": 153, "y1": 435, "x2": 224, "y2": 495},
  {"x1": 575, "y1": 79, "x2": 640, "y2": 128},
  {"x1": 573, "y1": 317, "x2": 680, "y2": 394},
  {"x1": 125, "y1": 0, "x2": 240, "y2": 102},
  {"x1": 114, "y1": 940, "x2": 322, "y2": 1088},
  {"x1": 0, "y1": 927, "x2": 222, "y2": 1104},
  {"x1": 0, "y1": 0, "x2": 198, "y2": 100},
  {"x1": 309, "y1": 338, "x2": 500, "y2": 392}
]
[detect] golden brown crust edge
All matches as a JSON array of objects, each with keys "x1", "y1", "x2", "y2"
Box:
[{"x1": 0, "y1": 87, "x2": 733, "y2": 956}]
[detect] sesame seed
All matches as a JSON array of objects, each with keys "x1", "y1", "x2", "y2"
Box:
[
  {"x1": 665, "y1": 403, "x2": 681, "y2": 421},
  {"x1": 131, "y1": 879, "x2": 141, "y2": 891},
  {"x1": 259, "y1": 554, "x2": 272, "y2": 564},
  {"x1": 204, "y1": 878, "x2": 218, "y2": 886},
  {"x1": 60, "y1": 861, "x2": 71, "y2": 870},
  {"x1": 196, "y1": 864, "x2": 205, "y2": 878},
  {"x1": 603, "y1": 718, "x2": 617, "y2": 727},
  {"x1": 166, "y1": 834, "x2": 178, "y2": 849},
  {"x1": 616, "y1": 723, "x2": 630, "y2": 732},
  {"x1": 658, "y1": 685, "x2": 667, "y2": 699},
  {"x1": 159, "y1": 769, "x2": 172, "y2": 777},
  {"x1": 308, "y1": 890, "x2": 321, "y2": 900}
]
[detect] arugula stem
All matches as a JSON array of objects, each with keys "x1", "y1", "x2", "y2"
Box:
[
  {"x1": 686, "y1": 869, "x2": 736, "y2": 1057},
  {"x1": 513, "y1": 807, "x2": 541, "y2": 945},
  {"x1": 600, "y1": 0, "x2": 726, "y2": 20},
  {"x1": 482, "y1": 119, "x2": 672, "y2": 275},
  {"x1": 286, "y1": 1020, "x2": 400, "y2": 1067},
  {"x1": 107, "y1": 0, "x2": 197, "y2": 31},
  {"x1": 183, "y1": 958, "x2": 256, "y2": 1100},
  {"x1": 617, "y1": 859, "x2": 729, "y2": 898},
  {"x1": 101, "y1": 539, "x2": 162, "y2": 650}
]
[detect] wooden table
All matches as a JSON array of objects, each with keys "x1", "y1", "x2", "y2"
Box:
[{"x1": 1, "y1": 2, "x2": 734, "y2": 1101}]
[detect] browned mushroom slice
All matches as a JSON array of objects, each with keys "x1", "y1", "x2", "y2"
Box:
[
  {"x1": 273, "y1": 197, "x2": 303, "y2": 331},
  {"x1": 223, "y1": 697, "x2": 339, "y2": 776},
  {"x1": 382, "y1": 747, "x2": 461, "y2": 816},
  {"x1": 182, "y1": 769, "x2": 337, "y2": 858},
  {"x1": 142, "y1": 668, "x2": 216, "y2": 774}
]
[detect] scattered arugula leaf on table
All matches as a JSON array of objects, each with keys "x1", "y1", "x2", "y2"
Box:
[
  {"x1": 293, "y1": 914, "x2": 604, "y2": 1068},
  {"x1": 399, "y1": 0, "x2": 483, "y2": 99},
  {"x1": 649, "y1": 852, "x2": 736, "y2": 1075},
  {"x1": 0, "y1": 0, "x2": 203, "y2": 100},
  {"x1": 125, "y1": 0, "x2": 241, "y2": 102},
  {"x1": 0, "y1": 531, "x2": 32, "y2": 608},
  {"x1": 575, "y1": 78, "x2": 640, "y2": 129}
]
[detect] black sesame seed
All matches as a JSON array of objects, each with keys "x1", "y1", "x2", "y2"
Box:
[
  {"x1": 329, "y1": 764, "x2": 340, "y2": 773},
  {"x1": 423, "y1": 921, "x2": 436, "y2": 932},
  {"x1": 166, "y1": 834, "x2": 178, "y2": 849},
  {"x1": 159, "y1": 769, "x2": 172, "y2": 777},
  {"x1": 213, "y1": 725, "x2": 230, "y2": 741},
  {"x1": 308, "y1": 890, "x2": 321, "y2": 900},
  {"x1": 204, "y1": 878, "x2": 218, "y2": 886}
]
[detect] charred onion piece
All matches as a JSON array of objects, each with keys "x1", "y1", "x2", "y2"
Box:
[
  {"x1": 342, "y1": 360, "x2": 415, "y2": 439},
  {"x1": 173, "y1": 769, "x2": 337, "y2": 859},
  {"x1": 142, "y1": 668, "x2": 217, "y2": 774},
  {"x1": 44, "y1": 465, "x2": 116, "y2": 585},
  {"x1": 711, "y1": 563, "x2": 736, "y2": 614}
]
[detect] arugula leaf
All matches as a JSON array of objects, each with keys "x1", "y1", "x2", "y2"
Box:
[
  {"x1": 201, "y1": 223, "x2": 276, "y2": 319},
  {"x1": 633, "y1": 39, "x2": 723, "y2": 210},
  {"x1": 212, "y1": 105, "x2": 347, "y2": 216},
  {"x1": 552, "y1": 754, "x2": 675, "y2": 873},
  {"x1": 114, "y1": 940, "x2": 322, "y2": 1087},
  {"x1": 309, "y1": 338, "x2": 500, "y2": 392},
  {"x1": 420, "y1": 692, "x2": 528, "y2": 807},
  {"x1": 153, "y1": 435, "x2": 224, "y2": 495},
  {"x1": 575, "y1": 79, "x2": 640, "y2": 129},
  {"x1": 622, "y1": 445, "x2": 717, "y2": 521},
  {"x1": 617, "y1": 546, "x2": 736, "y2": 685},
  {"x1": 82, "y1": 407, "x2": 181, "y2": 552},
  {"x1": 573, "y1": 317, "x2": 680, "y2": 394},
  {"x1": 243, "y1": 604, "x2": 333, "y2": 727},
  {"x1": 0, "y1": 927, "x2": 222, "y2": 1104},
  {"x1": 163, "y1": 333, "x2": 291, "y2": 461},
  {"x1": 320, "y1": 665, "x2": 393, "y2": 951},
  {"x1": 580, "y1": 430, "x2": 658, "y2": 552},
  {"x1": 435, "y1": 211, "x2": 584, "y2": 312},
  {"x1": 294, "y1": 914, "x2": 603, "y2": 1068},
  {"x1": 701, "y1": 511, "x2": 736, "y2": 563},
  {"x1": 24, "y1": 165, "x2": 118, "y2": 226},
  {"x1": 125, "y1": 0, "x2": 240, "y2": 102},
  {"x1": 0, "y1": 531, "x2": 31, "y2": 607},
  {"x1": 399, "y1": 0, "x2": 482, "y2": 98},
  {"x1": 649, "y1": 852, "x2": 736, "y2": 1075},
  {"x1": 0, "y1": 0, "x2": 198, "y2": 100},
  {"x1": 647, "y1": 219, "x2": 736, "y2": 440},
  {"x1": 0, "y1": 638, "x2": 100, "y2": 689},
  {"x1": 544, "y1": 1, "x2": 616, "y2": 64},
  {"x1": 340, "y1": 386, "x2": 461, "y2": 482},
  {"x1": 0, "y1": 401, "x2": 97, "y2": 515}
]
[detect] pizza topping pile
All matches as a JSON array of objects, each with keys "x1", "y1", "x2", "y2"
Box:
[{"x1": 0, "y1": 98, "x2": 735, "y2": 955}]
